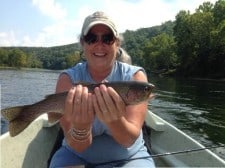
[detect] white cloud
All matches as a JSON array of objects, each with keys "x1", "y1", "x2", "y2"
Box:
[
  {"x1": 22, "y1": 35, "x2": 32, "y2": 46},
  {"x1": 32, "y1": 0, "x2": 67, "y2": 20},
  {"x1": 0, "y1": 0, "x2": 218, "y2": 47},
  {"x1": 29, "y1": 20, "x2": 78, "y2": 47},
  {"x1": 94, "y1": 0, "x2": 218, "y2": 32},
  {"x1": 104, "y1": 0, "x2": 173, "y2": 31},
  {"x1": 0, "y1": 31, "x2": 19, "y2": 46},
  {"x1": 39, "y1": 21, "x2": 75, "y2": 46}
]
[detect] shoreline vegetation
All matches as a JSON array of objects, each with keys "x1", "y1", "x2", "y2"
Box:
[
  {"x1": 1, "y1": 0, "x2": 225, "y2": 79},
  {"x1": 0, "y1": 66, "x2": 63, "y2": 73}
]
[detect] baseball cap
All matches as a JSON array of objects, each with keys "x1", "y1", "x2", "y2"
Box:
[{"x1": 81, "y1": 11, "x2": 119, "y2": 38}]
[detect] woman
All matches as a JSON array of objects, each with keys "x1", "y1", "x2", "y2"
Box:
[{"x1": 50, "y1": 11, "x2": 155, "y2": 168}]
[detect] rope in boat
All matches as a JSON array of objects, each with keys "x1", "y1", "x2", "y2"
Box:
[{"x1": 86, "y1": 145, "x2": 225, "y2": 167}]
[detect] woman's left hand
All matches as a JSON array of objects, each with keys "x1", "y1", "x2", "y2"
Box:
[{"x1": 92, "y1": 84, "x2": 126, "y2": 123}]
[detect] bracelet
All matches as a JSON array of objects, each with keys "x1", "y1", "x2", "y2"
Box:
[{"x1": 68, "y1": 127, "x2": 91, "y2": 142}]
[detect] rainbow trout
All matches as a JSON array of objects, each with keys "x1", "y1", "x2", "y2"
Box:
[{"x1": 1, "y1": 81, "x2": 154, "y2": 137}]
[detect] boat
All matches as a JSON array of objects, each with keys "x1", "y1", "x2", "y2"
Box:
[{"x1": 1, "y1": 110, "x2": 225, "y2": 168}]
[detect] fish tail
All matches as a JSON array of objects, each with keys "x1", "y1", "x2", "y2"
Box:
[
  {"x1": 1, "y1": 105, "x2": 34, "y2": 137},
  {"x1": 8, "y1": 118, "x2": 31, "y2": 137},
  {"x1": 1, "y1": 106, "x2": 27, "y2": 121}
]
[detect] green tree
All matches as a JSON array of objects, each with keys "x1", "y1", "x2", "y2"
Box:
[
  {"x1": 173, "y1": 10, "x2": 195, "y2": 76},
  {"x1": 65, "y1": 51, "x2": 81, "y2": 68},
  {"x1": 26, "y1": 53, "x2": 43, "y2": 68},
  {"x1": 0, "y1": 48, "x2": 9, "y2": 66},
  {"x1": 210, "y1": 21, "x2": 225, "y2": 77},
  {"x1": 191, "y1": 9, "x2": 214, "y2": 76},
  {"x1": 210, "y1": 0, "x2": 225, "y2": 77},
  {"x1": 196, "y1": 1, "x2": 213, "y2": 13},
  {"x1": 174, "y1": 3, "x2": 215, "y2": 77},
  {"x1": 213, "y1": 0, "x2": 225, "y2": 25},
  {"x1": 144, "y1": 33, "x2": 177, "y2": 73},
  {"x1": 8, "y1": 49, "x2": 27, "y2": 68}
]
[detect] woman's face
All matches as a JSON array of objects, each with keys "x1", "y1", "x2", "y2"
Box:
[{"x1": 81, "y1": 24, "x2": 119, "y2": 71}]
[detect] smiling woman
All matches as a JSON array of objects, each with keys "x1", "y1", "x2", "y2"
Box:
[{"x1": 49, "y1": 11, "x2": 155, "y2": 168}]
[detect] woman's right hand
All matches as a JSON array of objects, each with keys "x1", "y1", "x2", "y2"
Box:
[
  {"x1": 61, "y1": 85, "x2": 94, "y2": 151},
  {"x1": 64, "y1": 85, "x2": 94, "y2": 131}
]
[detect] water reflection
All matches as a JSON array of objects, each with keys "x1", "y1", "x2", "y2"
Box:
[{"x1": 149, "y1": 76, "x2": 225, "y2": 158}]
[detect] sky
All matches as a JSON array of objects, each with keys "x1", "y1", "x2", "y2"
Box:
[{"x1": 0, "y1": 0, "x2": 218, "y2": 47}]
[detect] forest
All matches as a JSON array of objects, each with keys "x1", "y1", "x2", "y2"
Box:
[{"x1": 0, "y1": 0, "x2": 225, "y2": 78}]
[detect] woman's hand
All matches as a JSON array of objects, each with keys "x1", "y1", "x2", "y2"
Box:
[
  {"x1": 64, "y1": 85, "x2": 94, "y2": 130},
  {"x1": 92, "y1": 84, "x2": 126, "y2": 123},
  {"x1": 91, "y1": 71, "x2": 149, "y2": 147}
]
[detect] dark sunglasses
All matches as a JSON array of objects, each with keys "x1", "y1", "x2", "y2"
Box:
[{"x1": 83, "y1": 33, "x2": 116, "y2": 45}]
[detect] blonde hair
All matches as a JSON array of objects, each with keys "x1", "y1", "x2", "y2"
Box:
[{"x1": 116, "y1": 48, "x2": 132, "y2": 65}]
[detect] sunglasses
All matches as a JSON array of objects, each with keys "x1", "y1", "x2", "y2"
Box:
[{"x1": 83, "y1": 33, "x2": 116, "y2": 45}]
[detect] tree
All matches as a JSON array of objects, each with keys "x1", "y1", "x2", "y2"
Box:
[
  {"x1": 210, "y1": 20, "x2": 225, "y2": 77},
  {"x1": 0, "y1": 48, "x2": 9, "y2": 65},
  {"x1": 191, "y1": 10, "x2": 214, "y2": 76},
  {"x1": 213, "y1": 0, "x2": 225, "y2": 25},
  {"x1": 174, "y1": 10, "x2": 195, "y2": 76},
  {"x1": 144, "y1": 33, "x2": 177, "y2": 73},
  {"x1": 8, "y1": 49, "x2": 27, "y2": 68},
  {"x1": 196, "y1": 2, "x2": 213, "y2": 13},
  {"x1": 26, "y1": 53, "x2": 43, "y2": 68},
  {"x1": 65, "y1": 51, "x2": 81, "y2": 68},
  {"x1": 174, "y1": 4, "x2": 215, "y2": 77}
]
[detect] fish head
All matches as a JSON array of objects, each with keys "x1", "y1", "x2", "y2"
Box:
[{"x1": 119, "y1": 82, "x2": 155, "y2": 105}]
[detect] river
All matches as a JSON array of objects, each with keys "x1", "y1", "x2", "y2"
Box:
[{"x1": 0, "y1": 69, "x2": 224, "y2": 159}]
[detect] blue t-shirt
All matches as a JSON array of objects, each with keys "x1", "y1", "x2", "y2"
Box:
[
  {"x1": 65, "y1": 60, "x2": 144, "y2": 83},
  {"x1": 62, "y1": 61, "x2": 148, "y2": 163}
]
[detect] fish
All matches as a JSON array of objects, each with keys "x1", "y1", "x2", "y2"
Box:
[{"x1": 1, "y1": 81, "x2": 155, "y2": 137}]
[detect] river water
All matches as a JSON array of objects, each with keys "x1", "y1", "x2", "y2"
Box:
[{"x1": 0, "y1": 69, "x2": 224, "y2": 160}]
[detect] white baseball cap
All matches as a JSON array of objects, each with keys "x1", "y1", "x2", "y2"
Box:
[{"x1": 81, "y1": 11, "x2": 119, "y2": 38}]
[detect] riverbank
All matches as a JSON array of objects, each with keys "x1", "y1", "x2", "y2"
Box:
[{"x1": 0, "y1": 66, "x2": 63, "y2": 73}]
